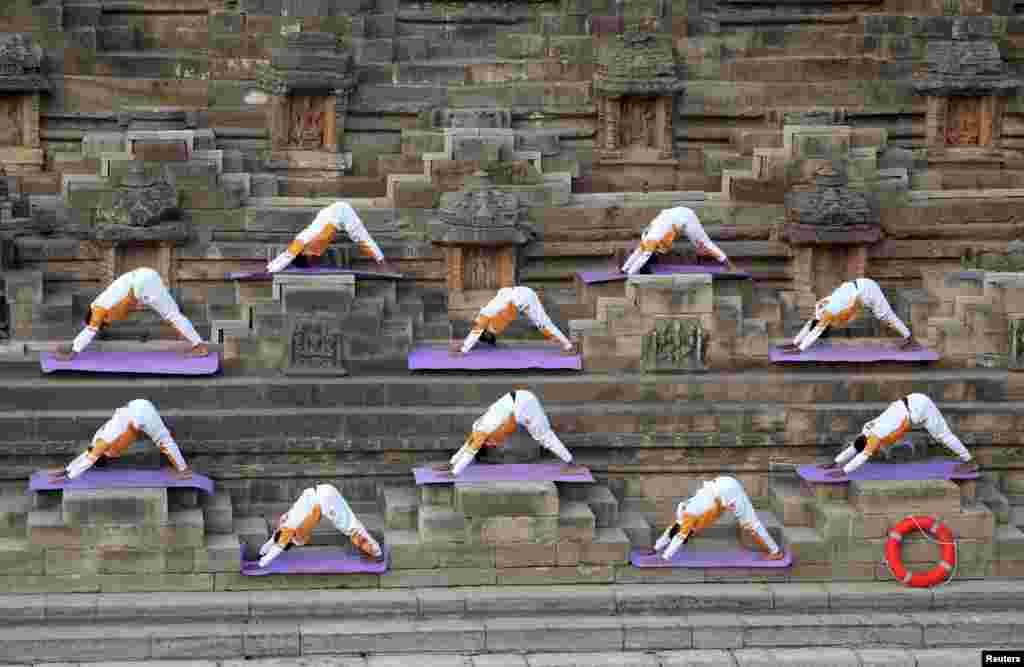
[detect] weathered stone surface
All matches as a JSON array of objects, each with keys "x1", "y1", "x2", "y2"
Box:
[
  {"x1": 62, "y1": 488, "x2": 169, "y2": 527},
  {"x1": 455, "y1": 481, "x2": 558, "y2": 518},
  {"x1": 485, "y1": 616, "x2": 624, "y2": 653},
  {"x1": 657, "y1": 650, "x2": 738, "y2": 667},
  {"x1": 734, "y1": 648, "x2": 859, "y2": 667},
  {"x1": 302, "y1": 618, "x2": 485, "y2": 654}
]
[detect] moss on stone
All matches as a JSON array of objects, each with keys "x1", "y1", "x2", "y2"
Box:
[
  {"x1": 853, "y1": 479, "x2": 951, "y2": 498},
  {"x1": 497, "y1": 33, "x2": 546, "y2": 59}
]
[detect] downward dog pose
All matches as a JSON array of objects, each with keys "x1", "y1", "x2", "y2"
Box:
[
  {"x1": 620, "y1": 206, "x2": 737, "y2": 276},
  {"x1": 435, "y1": 390, "x2": 579, "y2": 476},
  {"x1": 783, "y1": 277, "x2": 920, "y2": 353},
  {"x1": 267, "y1": 201, "x2": 398, "y2": 274},
  {"x1": 258, "y1": 483, "x2": 383, "y2": 568},
  {"x1": 451, "y1": 286, "x2": 576, "y2": 356},
  {"x1": 56, "y1": 267, "x2": 208, "y2": 361},
  {"x1": 820, "y1": 393, "x2": 976, "y2": 478},
  {"x1": 48, "y1": 399, "x2": 192, "y2": 482},
  {"x1": 650, "y1": 476, "x2": 784, "y2": 561}
]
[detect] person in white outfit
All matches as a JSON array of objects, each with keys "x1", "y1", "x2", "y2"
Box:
[
  {"x1": 782, "y1": 277, "x2": 920, "y2": 353},
  {"x1": 48, "y1": 399, "x2": 192, "y2": 482},
  {"x1": 435, "y1": 390, "x2": 579, "y2": 476},
  {"x1": 820, "y1": 393, "x2": 976, "y2": 478},
  {"x1": 56, "y1": 268, "x2": 208, "y2": 361},
  {"x1": 267, "y1": 201, "x2": 398, "y2": 274},
  {"x1": 450, "y1": 286, "x2": 576, "y2": 356},
  {"x1": 619, "y1": 206, "x2": 737, "y2": 276},
  {"x1": 650, "y1": 476, "x2": 784, "y2": 561},
  {"x1": 258, "y1": 483, "x2": 383, "y2": 568}
]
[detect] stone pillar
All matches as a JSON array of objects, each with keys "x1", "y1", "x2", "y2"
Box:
[
  {"x1": 607, "y1": 98, "x2": 620, "y2": 151},
  {"x1": 22, "y1": 92, "x2": 39, "y2": 148},
  {"x1": 926, "y1": 96, "x2": 947, "y2": 148}
]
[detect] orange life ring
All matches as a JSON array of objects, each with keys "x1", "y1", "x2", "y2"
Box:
[{"x1": 884, "y1": 515, "x2": 957, "y2": 588}]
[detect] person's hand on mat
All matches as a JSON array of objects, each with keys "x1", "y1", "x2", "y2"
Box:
[
  {"x1": 954, "y1": 462, "x2": 979, "y2": 474},
  {"x1": 185, "y1": 343, "x2": 210, "y2": 358},
  {"x1": 818, "y1": 462, "x2": 841, "y2": 470},
  {"x1": 267, "y1": 251, "x2": 296, "y2": 274},
  {"x1": 825, "y1": 469, "x2": 847, "y2": 479},
  {"x1": 762, "y1": 550, "x2": 786, "y2": 561},
  {"x1": 259, "y1": 537, "x2": 277, "y2": 557},
  {"x1": 560, "y1": 343, "x2": 578, "y2": 357},
  {"x1": 55, "y1": 345, "x2": 77, "y2": 362},
  {"x1": 432, "y1": 463, "x2": 453, "y2": 473},
  {"x1": 644, "y1": 547, "x2": 659, "y2": 555},
  {"x1": 171, "y1": 466, "x2": 194, "y2": 480},
  {"x1": 258, "y1": 543, "x2": 284, "y2": 568},
  {"x1": 561, "y1": 464, "x2": 586, "y2": 474},
  {"x1": 779, "y1": 343, "x2": 801, "y2": 354},
  {"x1": 448, "y1": 341, "x2": 464, "y2": 357},
  {"x1": 47, "y1": 468, "x2": 68, "y2": 483},
  {"x1": 898, "y1": 336, "x2": 922, "y2": 351}
]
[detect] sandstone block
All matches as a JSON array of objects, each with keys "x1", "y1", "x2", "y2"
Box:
[
  {"x1": 383, "y1": 486, "x2": 419, "y2": 530},
  {"x1": 418, "y1": 506, "x2": 467, "y2": 544},
  {"x1": 161, "y1": 508, "x2": 205, "y2": 548},
  {"x1": 201, "y1": 491, "x2": 234, "y2": 535},
  {"x1": 558, "y1": 502, "x2": 596, "y2": 543},
  {"x1": 495, "y1": 543, "x2": 557, "y2": 568},
  {"x1": 385, "y1": 529, "x2": 438, "y2": 569},
  {"x1": 495, "y1": 564, "x2": 613, "y2": 586},
  {"x1": 96, "y1": 547, "x2": 166, "y2": 575},
  {"x1": 378, "y1": 568, "x2": 497, "y2": 588},
  {"x1": 580, "y1": 527, "x2": 630, "y2": 564},
  {"x1": 421, "y1": 485, "x2": 454, "y2": 508},
  {"x1": 455, "y1": 481, "x2": 558, "y2": 518},
  {"x1": 468, "y1": 515, "x2": 559, "y2": 545},
  {"x1": 0, "y1": 538, "x2": 42, "y2": 575},
  {"x1": 62, "y1": 488, "x2": 168, "y2": 526},
  {"x1": 484, "y1": 615, "x2": 623, "y2": 653},
  {"x1": 205, "y1": 533, "x2": 242, "y2": 573}
]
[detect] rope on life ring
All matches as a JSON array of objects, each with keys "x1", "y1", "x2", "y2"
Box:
[{"x1": 883, "y1": 515, "x2": 958, "y2": 589}]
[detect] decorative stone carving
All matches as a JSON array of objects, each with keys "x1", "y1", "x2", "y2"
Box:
[
  {"x1": 259, "y1": 32, "x2": 357, "y2": 152},
  {"x1": 285, "y1": 317, "x2": 348, "y2": 376},
  {"x1": 593, "y1": 33, "x2": 683, "y2": 161},
  {"x1": 430, "y1": 107, "x2": 512, "y2": 130},
  {"x1": 945, "y1": 96, "x2": 982, "y2": 146},
  {"x1": 641, "y1": 318, "x2": 706, "y2": 372},
  {"x1": 0, "y1": 33, "x2": 48, "y2": 93},
  {"x1": 783, "y1": 163, "x2": 881, "y2": 245},
  {"x1": 75, "y1": 163, "x2": 188, "y2": 242},
  {"x1": 433, "y1": 171, "x2": 531, "y2": 246}
]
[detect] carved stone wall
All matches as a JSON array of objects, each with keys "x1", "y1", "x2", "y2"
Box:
[{"x1": 285, "y1": 317, "x2": 348, "y2": 376}]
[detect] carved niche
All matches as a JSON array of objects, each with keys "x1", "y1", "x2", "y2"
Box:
[
  {"x1": 945, "y1": 97, "x2": 982, "y2": 146},
  {"x1": 0, "y1": 34, "x2": 48, "y2": 174},
  {"x1": 782, "y1": 163, "x2": 880, "y2": 244},
  {"x1": 593, "y1": 33, "x2": 684, "y2": 162},
  {"x1": 641, "y1": 318, "x2": 706, "y2": 372}
]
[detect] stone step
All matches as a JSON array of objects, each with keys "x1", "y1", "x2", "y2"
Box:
[
  {"x1": 455, "y1": 481, "x2": 559, "y2": 518},
  {"x1": 3, "y1": 648, "x2": 998, "y2": 667},
  {"x1": 0, "y1": 370, "x2": 1007, "y2": 411},
  {"x1": 26, "y1": 506, "x2": 204, "y2": 550},
  {"x1": 561, "y1": 484, "x2": 619, "y2": 529},
  {"x1": 617, "y1": 513, "x2": 653, "y2": 549},
  {"x1": 769, "y1": 477, "x2": 815, "y2": 529},
  {"x1": 0, "y1": 494, "x2": 29, "y2": 539},
  {"x1": 0, "y1": 610, "x2": 1022, "y2": 661},
  {"x1": 2, "y1": 401, "x2": 1019, "y2": 450},
  {"x1": 381, "y1": 486, "x2": 419, "y2": 531}
]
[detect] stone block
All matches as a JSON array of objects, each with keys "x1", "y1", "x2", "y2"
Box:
[
  {"x1": 378, "y1": 568, "x2": 497, "y2": 588},
  {"x1": 0, "y1": 538, "x2": 42, "y2": 575},
  {"x1": 811, "y1": 502, "x2": 863, "y2": 542},
  {"x1": 782, "y1": 526, "x2": 829, "y2": 562},
  {"x1": 201, "y1": 491, "x2": 234, "y2": 535},
  {"x1": 421, "y1": 485, "x2": 454, "y2": 508},
  {"x1": 303, "y1": 617, "x2": 484, "y2": 654},
  {"x1": 558, "y1": 502, "x2": 596, "y2": 543},
  {"x1": 45, "y1": 547, "x2": 98, "y2": 575},
  {"x1": 658, "y1": 650, "x2": 738, "y2": 667},
  {"x1": 161, "y1": 509, "x2": 205, "y2": 548},
  {"x1": 96, "y1": 547, "x2": 167, "y2": 575},
  {"x1": 383, "y1": 487, "x2": 419, "y2": 530},
  {"x1": 734, "y1": 648, "x2": 860, "y2": 667},
  {"x1": 921, "y1": 611, "x2": 1019, "y2": 647},
  {"x1": 206, "y1": 534, "x2": 242, "y2": 573},
  {"x1": 385, "y1": 529, "x2": 437, "y2": 570},
  {"x1": 850, "y1": 480, "x2": 960, "y2": 516},
  {"x1": 469, "y1": 516, "x2": 559, "y2": 546},
  {"x1": 62, "y1": 488, "x2": 169, "y2": 527},
  {"x1": 622, "y1": 616, "x2": 692, "y2": 651},
  {"x1": 465, "y1": 586, "x2": 615, "y2": 618},
  {"x1": 995, "y1": 524, "x2": 1024, "y2": 560},
  {"x1": 455, "y1": 481, "x2": 558, "y2": 518},
  {"x1": 495, "y1": 543, "x2": 557, "y2": 568},
  {"x1": 580, "y1": 527, "x2": 630, "y2": 564},
  {"x1": 165, "y1": 547, "x2": 198, "y2": 573},
  {"x1": 418, "y1": 506, "x2": 467, "y2": 544},
  {"x1": 234, "y1": 516, "x2": 269, "y2": 561}
]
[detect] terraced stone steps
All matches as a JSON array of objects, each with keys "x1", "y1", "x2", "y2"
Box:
[
  {"x1": 0, "y1": 370, "x2": 1007, "y2": 411},
  {"x1": 0, "y1": 585, "x2": 1021, "y2": 662}
]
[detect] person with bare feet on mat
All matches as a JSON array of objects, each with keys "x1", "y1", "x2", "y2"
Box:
[
  {"x1": 649, "y1": 476, "x2": 785, "y2": 561},
  {"x1": 48, "y1": 399, "x2": 193, "y2": 482},
  {"x1": 434, "y1": 389, "x2": 582, "y2": 477},
  {"x1": 449, "y1": 286, "x2": 577, "y2": 357},
  {"x1": 267, "y1": 200, "x2": 399, "y2": 275},
  {"x1": 781, "y1": 277, "x2": 920, "y2": 354},
  {"x1": 56, "y1": 267, "x2": 208, "y2": 361},
  {"x1": 618, "y1": 206, "x2": 738, "y2": 276},
  {"x1": 819, "y1": 393, "x2": 977, "y2": 479},
  {"x1": 258, "y1": 483, "x2": 383, "y2": 567}
]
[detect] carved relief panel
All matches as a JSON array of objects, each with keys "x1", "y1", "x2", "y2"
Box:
[
  {"x1": 0, "y1": 98, "x2": 21, "y2": 146},
  {"x1": 946, "y1": 96, "x2": 982, "y2": 146},
  {"x1": 271, "y1": 94, "x2": 338, "y2": 151}
]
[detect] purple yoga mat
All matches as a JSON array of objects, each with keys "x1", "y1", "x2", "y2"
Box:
[
  {"x1": 408, "y1": 345, "x2": 582, "y2": 371},
  {"x1": 40, "y1": 350, "x2": 221, "y2": 376},
  {"x1": 577, "y1": 264, "x2": 750, "y2": 285},
  {"x1": 769, "y1": 343, "x2": 939, "y2": 364},
  {"x1": 29, "y1": 468, "x2": 214, "y2": 494},
  {"x1": 798, "y1": 459, "x2": 980, "y2": 484},
  {"x1": 414, "y1": 463, "x2": 595, "y2": 485},
  {"x1": 241, "y1": 547, "x2": 390, "y2": 575},
  {"x1": 629, "y1": 547, "x2": 793, "y2": 569},
  {"x1": 226, "y1": 267, "x2": 404, "y2": 281}
]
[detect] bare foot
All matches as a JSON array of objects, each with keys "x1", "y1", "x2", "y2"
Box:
[
  {"x1": 47, "y1": 468, "x2": 68, "y2": 483},
  {"x1": 561, "y1": 464, "x2": 586, "y2": 475},
  {"x1": 825, "y1": 469, "x2": 847, "y2": 479},
  {"x1": 186, "y1": 344, "x2": 210, "y2": 358},
  {"x1": 432, "y1": 463, "x2": 452, "y2": 473},
  {"x1": 560, "y1": 345, "x2": 578, "y2": 357},
  {"x1": 54, "y1": 346, "x2": 76, "y2": 362},
  {"x1": 818, "y1": 462, "x2": 840, "y2": 470},
  {"x1": 953, "y1": 462, "x2": 979, "y2": 474},
  {"x1": 448, "y1": 342, "x2": 464, "y2": 357},
  {"x1": 762, "y1": 550, "x2": 786, "y2": 561},
  {"x1": 171, "y1": 467, "x2": 194, "y2": 480},
  {"x1": 644, "y1": 547, "x2": 658, "y2": 556},
  {"x1": 898, "y1": 337, "x2": 922, "y2": 351},
  {"x1": 779, "y1": 344, "x2": 801, "y2": 354}
]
